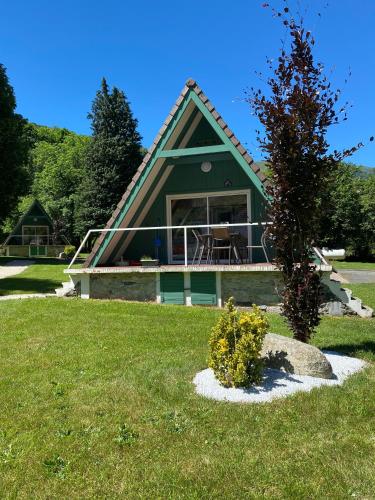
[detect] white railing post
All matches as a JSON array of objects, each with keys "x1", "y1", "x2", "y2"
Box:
[
  {"x1": 67, "y1": 230, "x2": 92, "y2": 269},
  {"x1": 184, "y1": 226, "x2": 188, "y2": 266}
]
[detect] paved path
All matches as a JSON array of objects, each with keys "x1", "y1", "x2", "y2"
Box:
[
  {"x1": 330, "y1": 271, "x2": 349, "y2": 284},
  {"x1": 337, "y1": 270, "x2": 375, "y2": 284},
  {"x1": 0, "y1": 260, "x2": 35, "y2": 279}
]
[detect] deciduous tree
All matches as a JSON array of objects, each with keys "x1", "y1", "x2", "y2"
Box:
[
  {"x1": 0, "y1": 64, "x2": 30, "y2": 223},
  {"x1": 318, "y1": 163, "x2": 375, "y2": 259},
  {"x1": 247, "y1": 5, "x2": 368, "y2": 342}
]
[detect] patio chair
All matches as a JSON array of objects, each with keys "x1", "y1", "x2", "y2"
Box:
[
  {"x1": 246, "y1": 230, "x2": 270, "y2": 263},
  {"x1": 191, "y1": 229, "x2": 211, "y2": 264},
  {"x1": 210, "y1": 227, "x2": 232, "y2": 264}
]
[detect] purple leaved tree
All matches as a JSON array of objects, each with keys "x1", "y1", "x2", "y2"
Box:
[{"x1": 247, "y1": 4, "x2": 370, "y2": 342}]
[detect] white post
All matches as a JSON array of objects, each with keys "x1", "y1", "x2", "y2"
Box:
[
  {"x1": 68, "y1": 230, "x2": 92, "y2": 269},
  {"x1": 184, "y1": 272, "x2": 192, "y2": 306},
  {"x1": 216, "y1": 271, "x2": 222, "y2": 307},
  {"x1": 156, "y1": 272, "x2": 161, "y2": 304},
  {"x1": 184, "y1": 226, "x2": 188, "y2": 266},
  {"x1": 80, "y1": 275, "x2": 90, "y2": 299}
]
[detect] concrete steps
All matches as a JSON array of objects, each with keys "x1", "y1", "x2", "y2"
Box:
[
  {"x1": 55, "y1": 281, "x2": 76, "y2": 298},
  {"x1": 326, "y1": 278, "x2": 373, "y2": 318},
  {"x1": 342, "y1": 286, "x2": 373, "y2": 318}
]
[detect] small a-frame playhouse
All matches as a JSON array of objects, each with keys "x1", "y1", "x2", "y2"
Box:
[
  {"x1": 66, "y1": 79, "x2": 332, "y2": 306},
  {"x1": 2, "y1": 199, "x2": 68, "y2": 257}
]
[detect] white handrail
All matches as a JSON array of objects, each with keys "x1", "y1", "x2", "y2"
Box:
[
  {"x1": 3, "y1": 234, "x2": 70, "y2": 246},
  {"x1": 68, "y1": 221, "x2": 272, "y2": 269}
]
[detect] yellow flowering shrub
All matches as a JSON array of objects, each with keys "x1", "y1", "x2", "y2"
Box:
[{"x1": 208, "y1": 298, "x2": 268, "y2": 387}]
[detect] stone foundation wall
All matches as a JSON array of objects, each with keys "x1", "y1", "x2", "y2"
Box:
[
  {"x1": 84, "y1": 270, "x2": 337, "y2": 309},
  {"x1": 5, "y1": 245, "x2": 65, "y2": 257},
  {"x1": 90, "y1": 273, "x2": 156, "y2": 301},
  {"x1": 46, "y1": 246, "x2": 65, "y2": 257},
  {"x1": 222, "y1": 272, "x2": 282, "y2": 306},
  {"x1": 5, "y1": 245, "x2": 29, "y2": 257}
]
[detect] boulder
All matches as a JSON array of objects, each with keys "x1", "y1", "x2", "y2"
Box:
[{"x1": 261, "y1": 333, "x2": 333, "y2": 379}]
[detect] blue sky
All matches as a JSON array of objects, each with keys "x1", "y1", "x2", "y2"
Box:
[{"x1": 1, "y1": 0, "x2": 374, "y2": 166}]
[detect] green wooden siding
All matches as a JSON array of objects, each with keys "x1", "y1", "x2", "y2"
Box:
[
  {"x1": 160, "y1": 273, "x2": 185, "y2": 305},
  {"x1": 191, "y1": 272, "x2": 217, "y2": 305},
  {"x1": 186, "y1": 114, "x2": 223, "y2": 147},
  {"x1": 117, "y1": 158, "x2": 267, "y2": 264}
]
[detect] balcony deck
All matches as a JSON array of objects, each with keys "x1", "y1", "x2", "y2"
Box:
[{"x1": 65, "y1": 262, "x2": 332, "y2": 275}]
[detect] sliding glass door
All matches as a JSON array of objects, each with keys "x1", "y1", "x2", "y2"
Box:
[
  {"x1": 167, "y1": 191, "x2": 250, "y2": 263},
  {"x1": 170, "y1": 197, "x2": 207, "y2": 263}
]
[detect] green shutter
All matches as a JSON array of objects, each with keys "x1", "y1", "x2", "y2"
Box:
[
  {"x1": 191, "y1": 272, "x2": 217, "y2": 305},
  {"x1": 160, "y1": 273, "x2": 185, "y2": 305}
]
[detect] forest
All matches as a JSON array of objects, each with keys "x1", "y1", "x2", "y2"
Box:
[{"x1": 0, "y1": 63, "x2": 374, "y2": 258}]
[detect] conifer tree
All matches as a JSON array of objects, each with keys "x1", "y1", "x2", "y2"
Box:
[
  {"x1": 75, "y1": 78, "x2": 142, "y2": 238},
  {"x1": 0, "y1": 64, "x2": 30, "y2": 223}
]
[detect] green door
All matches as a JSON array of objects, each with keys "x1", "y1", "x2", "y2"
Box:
[
  {"x1": 29, "y1": 246, "x2": 38, "y2": 256},
  {"x1": 160, "y1": 273, "x2": 185, "y2": 305},
  {"x1": 29, "y1": 246, "x2": 47, "y2": 256},
  {"x1": 191, "y1": 272, "x2": 217, "y2": 305}
]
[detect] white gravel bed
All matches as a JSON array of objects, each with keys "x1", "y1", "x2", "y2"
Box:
[{"x1": 193, "y1": 351, "x2": 367, "y2": 404}]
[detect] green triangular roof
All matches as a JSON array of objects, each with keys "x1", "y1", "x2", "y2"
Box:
[
  {"x1": 4, "y1": 199, "x2": 54, "y2": 244},
  {"x1": 85, "y1": 79, "x2": 268, "y2": 267}
]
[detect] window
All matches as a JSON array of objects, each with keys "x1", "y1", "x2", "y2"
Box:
[{"x1": 22, "y1": 226, "x2": 49, "y2": 245}]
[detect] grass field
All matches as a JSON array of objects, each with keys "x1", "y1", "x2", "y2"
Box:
[
  {"x1": 0, "y1": 298, "x2": 374, "y2": 498},
  {"x1": 0, "y1": 261, "x2": 67, "y2": 296},
  {"x1": 0, "y1": 259, "x2": 82, "y2": 296},
  {"x1": 330, "y1": 260, "x2": 375, "y2": 271}
]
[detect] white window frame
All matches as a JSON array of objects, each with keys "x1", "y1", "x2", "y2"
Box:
[
  {"x1": 166, "y1": 189, "x2": 251, "y2": 264},
  {"x1": 22, "y1": 225, "x2": 49, "y2": 246}
]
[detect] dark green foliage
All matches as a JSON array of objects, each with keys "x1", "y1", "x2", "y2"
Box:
[
  {"x1": 74, "y1": 78, "x2": 143, "y2": 238},
  {"x1": 319, "y1": 163, "x2": 375, "y2": 259},
  {"x1": 360, "y1": 175, "x2": 375, "y2": 258},
  {"x1": 30, "y1": 125, "x2": 89, "y2": 244},
  {"x1": 64, "y1": 245, "x2": 76, "y2": 258},
  {"x1": 247, "y1": 6, "x2": 363, "y2": 342},
  {"x1": 2, "y1": 124, "x2": 89, "y2": 244},
  {"x1": 0, "y1": 64, "x2": 31, "y2": 223}
]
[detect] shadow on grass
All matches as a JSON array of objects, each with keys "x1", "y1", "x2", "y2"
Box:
[
  {"x1": 322, "y1": 341, "x2": 375, "y2": 358},
  {"x1": 0, "y1": 256, "x2": 61, "y2": 264},
  {"x1": 0, "y1": 276, "x2": 60, "y2": 295}
]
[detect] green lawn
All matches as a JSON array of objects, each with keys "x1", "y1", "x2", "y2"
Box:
[
  {"x1": 346, "y1": 283, "x2": 375, "y2": 310},
  {"x1": 0, "y1": 259, "x2": 82, "y2": 296},
  {"x1": 330, "y1": 260, "x2": 375, "y2": 271},
  {"x1": 0, "y1": 298, "x2": 374, "y2": 498},
  {"x1": 0, "y1": 260, "x2": 67, "y2": 296}
]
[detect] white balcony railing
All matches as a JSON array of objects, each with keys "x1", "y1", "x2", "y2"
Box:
[
  {"x1": 3, "y1": 235, "x2": 67, "y2": 246},
  {"x1": 68, "y1": 222, "x2": 272, "y2": 269}
]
